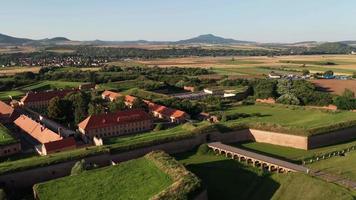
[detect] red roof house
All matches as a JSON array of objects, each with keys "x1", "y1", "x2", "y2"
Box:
[{"x1": 78, "y1": 110, "x2": 153, "y2": 139}]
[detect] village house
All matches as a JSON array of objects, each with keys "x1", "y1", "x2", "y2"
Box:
[
  {"x1": 144, "y1": 100, "x2": 190, "y2": 123},
  {"x1": 19, "y1": 89, "x2": 77, "y2": 109},
  {"x1": 0, "y1": 100, "x2": 19, "y2": 123},
  {"x1": 78, "y1": 109, "x2": 153, "y2": 140},
  {"x1": 14, "y1": 115, "x2": 76, "y2": 155},
  {"x1": 101, "y1": 90, "x2": 122, "y2": 102},
  {"x1": 101, "y1": 90, "x2": 137, "y2": 107}
]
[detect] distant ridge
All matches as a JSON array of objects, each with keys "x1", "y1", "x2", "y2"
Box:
[
  {"x1": 174, "y1": 34, "x2": 254, "y2": 44},
  {"x1": 0, "y1": 33, "x2": 33, "y2": 45}
]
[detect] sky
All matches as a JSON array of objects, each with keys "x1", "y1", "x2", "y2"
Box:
[{"x1": 1, "y1": 0, "x2": 356, "y2": 43}]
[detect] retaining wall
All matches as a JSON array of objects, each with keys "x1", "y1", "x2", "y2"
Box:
[{"x1": 308, "y1": 126, "x2": 356, "y2": 149}]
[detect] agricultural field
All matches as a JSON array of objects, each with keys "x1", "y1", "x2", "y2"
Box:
[
  {"x1": 16, "y1": 81, "x2": 85, "y2": 91},
  {"x1": 33, "y1": 157, "x2": 172, "y2": 200},
  {"x1": 0, "y1": 124, "x2": 17, "y2": 146},
  {"x1": 221, "y1": 104, "x2": 356, "y2": 136},
  {"x1": 176, "y1": 148, "x2": 355, "y2": 200},
  {"x1": 131, "y1": 54, "x2": 356, "y2": 76},
  {"x1": 0, "y1": 66, "x2": 41, "y2": 76},
  {"x1": 311, "y1": 79, "x2": 356, "y2": 95}
]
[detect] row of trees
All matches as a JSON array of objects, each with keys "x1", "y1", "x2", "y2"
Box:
[{"x1": 253, "y1": 79, "x2": 333, "y2": 106}]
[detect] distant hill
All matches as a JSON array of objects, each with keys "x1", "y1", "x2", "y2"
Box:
[
  {"x1": 175, "y1": 34, "x2": 254, "y2": 44},
  {"x1": 0, "y1": 33, "x2": 33, "y2": 45},
  {"x1": 309, "y1": 42, "x2": 355, "y2": 54}
]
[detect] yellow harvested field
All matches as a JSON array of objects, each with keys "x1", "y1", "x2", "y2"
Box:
[{"x1": 0, "y1": 66, "x2": 41, "y2": 76}]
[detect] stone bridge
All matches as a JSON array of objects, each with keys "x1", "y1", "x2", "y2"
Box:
[{"x1": 208, "y1": 142, "x2": 310, "y2": 173}]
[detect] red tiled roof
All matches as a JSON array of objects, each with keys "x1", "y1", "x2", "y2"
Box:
[
  {"x1": 20, "y1": 89, "x2": 77, "y2": 103},
  {"x1": 0, "y1": 100, "x2": 14, "y2": 115},
  {"x1": 144, "y1": 100, "x2": 188, "y2": 119},
  {"x1": 14, "y1": 115, "x2": 62, "y2": 144},
  {"x1": 102, "y1": 90, "x2": 122, "y2": 100},
  {"x1": 125, "y1": 95, "x2": 136, "y2": 104},
  {"x1": 44, "y1": 137, "x2": 76, "y2": 152},
  {"x1": 78, "y1": 109, "x2": 151, "y2": 131}
]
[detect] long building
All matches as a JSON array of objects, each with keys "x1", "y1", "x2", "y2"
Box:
[
  {"x1": 20, "y1": 89, "x2": 78, "y2": 109},
  {"x1": 14, "y1": 115, "x2": 76, "y2": 155},
  {"x1": 144, "y1": 100, "x2": 190, "y2": 123},
  {"x1": 0, "y1": 100, "x2": 19, "y2": 123},
  {"x1": 78, "y1": 109, "x2": 153, "y2": 139}
]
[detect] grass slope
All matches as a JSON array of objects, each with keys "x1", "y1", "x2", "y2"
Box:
[
  {"x1": 176, "y1": 149, "x2": 355, "y2": 200},
  {"x1": 34, "y1": 157, "x2": 172, "y2": 200},
  {"x1": 309, "y1": 151, "x2": 356, "y2": 180},
  {"x1": 222, "y1": 104, "x2": 356, "y2": 136},
  {"x1": 0, "y1": 124, "x2": 16, "y2": 146},
  {"x1": 17, "y1": 81, "x2": 84, "y2": 91},
  {"x1": 0, "y1": 90, "x2": 24, "y2": 101}
]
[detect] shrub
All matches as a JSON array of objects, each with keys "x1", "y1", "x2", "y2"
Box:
[{"x1": 276, "y1": 93, "x2": 300, "y2": 105}]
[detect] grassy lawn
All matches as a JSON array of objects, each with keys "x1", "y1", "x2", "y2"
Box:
[
  {"x1": 98, "y1": 78, "x2": 164, "y2": 91},
  {"x1": 34, "y1": 157, "x2": 172, "y2": 200},
  {"x1": 221, "y1": 104, "x2": 356, "y2": 136},
  {"x1": 0, "y1": 90, "x2": 24, "y2": 101},
  {"x1": 122, "y1": 88, "x2": 169, "y2": 100},
  {"x1": 308, "y1": 151, "x2": 356, "y2": 180},
  {"x1": 176, "y1": 148, "x2": 355, "y2": 200},
  {"x1": 233, "y1": 140, "x2": 356, "y2": 162},
  {"x1": 16, "y1": 81, "x2": 85, "y2": 91},
  {"x1": 0, "y1": 124, "x2": 17, "y2": 146}
]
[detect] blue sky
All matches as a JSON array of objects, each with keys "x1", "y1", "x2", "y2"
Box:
[{"x1": 1, "y1": 0, "x2": 356, "y2": 42}]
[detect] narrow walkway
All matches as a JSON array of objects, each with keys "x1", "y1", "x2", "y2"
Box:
[
  {"x1": 208, "y1": 142, "x2": 310, "y2": 173},
  {"x1": 311, "y1": 170, "x2": 356, "y2": 190}
]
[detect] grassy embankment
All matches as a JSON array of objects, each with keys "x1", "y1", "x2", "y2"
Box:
[
  {"x1": 0, "y1": 123, "x2": 17, "y2": 146},
  {"x1": 176, "y1": 147, "x2": 356, "y2": 200},
  {"x1": 34, "y1": 151, "x2": 201, "y2": 200}
]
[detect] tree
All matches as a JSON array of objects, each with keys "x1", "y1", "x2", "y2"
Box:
[
  {"x1": 109, "y1": 97, "x2": 126, "y2": 112},
  {"x1": 88, "y1": 103, "x2": 105, "y2": 115},
  {"x1": 342, "y1": 89, "x2": 355, "y2": 98},
  {"x1": 48, "y1": 97, "x2": 62, "y2": 120},
  {"x1": 131, "y1": 98, "x2": 148, "y2": 111},
  {"x1": 253, "y1": 79, "x2": 277, "y2": 99},
  {"x1": 276, "y1": 93, "x2": 300, "y2": 105},
  {"x1": 302, "y1": 69, "x2": 310, "y2": 76},
  {"x1": 323, "y1": 70, "x2": 334, "y2": 77},
  {"x1": 277, "y1": 79, "x2": 292, "y2": 95},
  {"x1": 47, "y1": 97, "x2": 73, "y2": 124}
]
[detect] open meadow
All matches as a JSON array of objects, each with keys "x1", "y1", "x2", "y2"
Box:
[{"x1": 118, "y1": 54, "x2": 356, "y2": 76}]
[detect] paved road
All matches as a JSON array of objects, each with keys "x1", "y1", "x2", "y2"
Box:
[{"x1": 208, "y1": 142, "x2": 310, "y2": 173}]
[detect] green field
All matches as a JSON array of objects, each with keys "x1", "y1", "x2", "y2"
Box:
[
  {"x1": 16, "y1": 81, "x2": 85, "y2": 91},
  {"x1": 309, "y1": 151, "x2": 356, "y2": 180},
  {"x1": 0, "y1": 124, "x2": 17, "y2": 146},
  {"x1": 34, "y1": 157, "x2": 172, "y2": 200},
  {"x1": 0, "y1": 90, "x2": 24, "y2": 101},
  {"x1": 176, "y1": 148, "x2": 355, "y2": 200},
  {"x1": 233, "y1": 140, "x2": 356, "y2": 162},
  {"x1": 220, "y1": 104, "x2": 356, "y2": 136},
  {"x1": 122, "y1": 88, "x2": 169, "y2": 100},
  {"x1": 98, "y1": 78, "x2": 164, "y2": 91}
]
